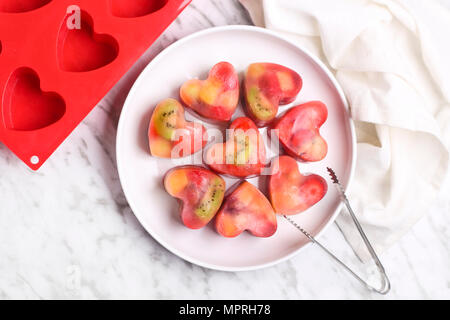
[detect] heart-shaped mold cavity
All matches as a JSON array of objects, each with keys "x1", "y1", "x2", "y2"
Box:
[
  {"x1": 0, "y1": 0, "x2": 51, "y2": 13},
  {"x1": 57, "y1": 11, "x2": 118, "y2": 72},
  {"x1": 110, "y1": 0, "x2": 167, "y2": 18},
  {"x1": 2, "y1": 67, "x2": 66, "y2": 131}
]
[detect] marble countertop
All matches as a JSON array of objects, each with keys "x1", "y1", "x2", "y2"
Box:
[{"x1": 1, "y1": 0, "x2": 449, "y2": 300}]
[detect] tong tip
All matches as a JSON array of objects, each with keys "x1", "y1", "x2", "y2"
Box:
[{"x1": 327, "y1": 167, "x2": 339, "y2": 184}]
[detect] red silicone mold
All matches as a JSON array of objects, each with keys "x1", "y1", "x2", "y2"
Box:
[{"x1": 0, "y1": 0, "x2": 190, "y2": 170}]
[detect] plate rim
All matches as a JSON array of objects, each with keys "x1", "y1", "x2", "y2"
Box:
[{"x1": 116, "y1": 25, "x2": 357, "y2": 272}]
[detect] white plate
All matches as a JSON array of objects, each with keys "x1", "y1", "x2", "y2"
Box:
[{"x1": 116, "y1": 26, "x2": 356, "y2": 271}]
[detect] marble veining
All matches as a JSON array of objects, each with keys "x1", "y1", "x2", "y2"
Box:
[{"x1": 0, "y1": 0, "x2": 449, "y2": 299}]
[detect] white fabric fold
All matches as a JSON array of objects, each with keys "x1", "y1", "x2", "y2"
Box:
[{"x1": 240, "y1": 0, "x2": 450, "y2": 260}]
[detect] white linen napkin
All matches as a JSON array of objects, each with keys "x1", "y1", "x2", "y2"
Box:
[{"x1": 240, "y1": 0, "x2": 450, "y2": 260}]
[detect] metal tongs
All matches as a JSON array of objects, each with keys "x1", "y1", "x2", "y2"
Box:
[{"x1": 284, "y1": 167, "x2": 391, "y2": 295}]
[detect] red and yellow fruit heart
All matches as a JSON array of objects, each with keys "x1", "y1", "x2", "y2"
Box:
[
  {"x1": 205, "y1": 117, "x2": 266, "y2": 178},
  {"x1": 274, "y1": 101, "x2": 328, "y2": 162},
  {"x1": 148, "y1": 98, "x2": 207, "y2": 158},
  {"x1": 269, "y1": 156, "x2": 327, "y2": 215},
  {"x1": 164, "y1": 166, "x2": 226, "y2": 229},
  {"x1": 180, "y1": 62, "x2": 239, "y2": 122},
  {"x1": 244, "y1": 63, "x2": 302, "y2": 126},
  {"x1": 215, "y1": 181, "x2": 277, "y2": 238}
]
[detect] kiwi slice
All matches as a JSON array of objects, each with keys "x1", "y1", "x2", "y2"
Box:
[
  {"x1": 234, "y1": 134, "x2": 251, "y2": 165},
  {"x1": 247, "y1": 86, "x2": 274, "y2": 120},
  {"x1": 195, "y1": 178, "x2": 225, "y2": 219},
  {"x1": 154, "y1": 100, "x2": 180, "y2": 141}
]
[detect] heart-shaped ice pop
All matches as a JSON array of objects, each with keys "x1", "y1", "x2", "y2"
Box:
[
  {"x1": 180, "y1": 62, "x2": 239, "y2": 122},
  {"x1": 269, "y1": 156, "x2": 327, "y2": 215},
  {"x1": 164, "y1": 166, "x2": 226, "y2": 229},
  {"x1": 244, "y1": 63, "x2": 302, "y2": 126},
  {"x1": 148, "y1": 98, "x2": 207, "y2": 158},
  {"x1": 215, "y1": 181, "x2": 277, "y2": 238},
  {"x1": 204, "y1": 117, "x2": 266, "y2": 178},
  {"x1": 273, "y1": 101, "x2": 328, "y2": 162}
]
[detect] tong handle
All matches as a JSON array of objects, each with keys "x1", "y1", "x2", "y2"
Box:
[
  {"x1": 284, "y1": 193, "x2": 391, "y2": 295},
  {"x1": 341, "y1": 196, "x2": 390, "y2": 290}
]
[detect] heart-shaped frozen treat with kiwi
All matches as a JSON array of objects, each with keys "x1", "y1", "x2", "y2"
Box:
[
  {"x1": 180, "y1": 62, "x2": 239, "y2": 122},
  {"x1": 215, "y1": 181, "x2": 277, "y2": 238},
  {"x1": 204, "y1": 117, "x2": 266, "y2": 178},
  {"x1": 164, "y1": 166, "x2": 226, "y2": 229},
  {"x1": 244, "y1": 63, "x2": 302, "y2": 127},
  {"x1": 269, "y1": 156, "x2": 327, "y2": 215},
  {"x1": 148, "y1": 98, "x2": 207, "y2": 158},
  {"x1": 273, "y1": 101, "x2": 328, "y2": 162}
]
